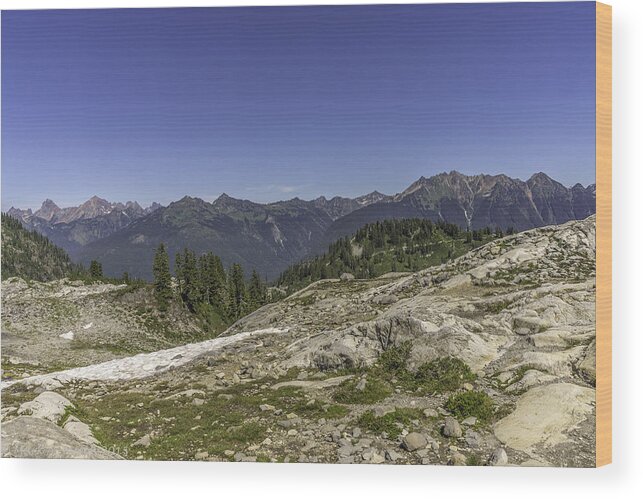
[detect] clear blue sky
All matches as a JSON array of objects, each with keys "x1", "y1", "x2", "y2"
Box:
[{"x1": 1, "y1": 2, "x2": 596, "y2": 210}]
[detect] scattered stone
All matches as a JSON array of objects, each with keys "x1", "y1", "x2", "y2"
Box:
[
  {"x1": 448, "y1": 451, "x2": 467, "y2": 466},
  {"x1": 373, "y1": 406, "x2": 395, "y2": 417},
  {"x1": 401, "y1": 432, "x2": 427, "y2": 452},
  {"x1": 132, "y1": 434, "x2": 152, "y2": 448},
  {"x1": 488, "y1": 447, "x2": 508, "y2": 466},
  {"x1": 259, "y1": 404, "x2": 275, "y2": 412},
  {"x1": 423, "y1": 408, "x2": 438, "y2": 418},
  {"x1": 462, "y1": 416, "x2": 477, "y2": 426},
  {"x1": 340, "y1": 273, "x2": 355, "y2": 281},
  {"x1": 374, "y1": 294, "x2": 399, "y2": 305},
  {"x1": 194, "y1": 451, "x2": 209, "y2": 460},
  {"x1": 442, "y1": 417, "x2": 462, "y2": 438},
  {"x1": 464, "y1": 430, "x2": 482, "y2": 449}
]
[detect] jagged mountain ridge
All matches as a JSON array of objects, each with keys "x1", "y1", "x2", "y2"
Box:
[
  {"x1": 9, "y1": 171, "x2": 594, "y2": 280},
  {"x1": 8, "y1": 197, "x2": 163, "y2": 256},
  {"x1": 321, "y1": 171, "x2": 595, "y2": 249}
]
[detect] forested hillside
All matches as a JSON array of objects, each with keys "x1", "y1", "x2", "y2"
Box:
[
  {"x1": 1, "y1": 213, "x2": 85, "y2": 281},
  {"x1": 277, "y1": 218, "x2": 502, "y2": 292}
]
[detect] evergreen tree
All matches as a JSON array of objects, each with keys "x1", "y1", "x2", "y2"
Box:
[
  {"x1": 89, "y1": 260, "x2": 103, "y2": 280},
  {"x1": 181, "y1": 248, "x2": 201, "y2": 311},
  {"x1": 227, "y1": 263, "x2": 248, "y2": 320},
  {"x1": 174, "y1": 252, "x2": 184, "y2": 295},
  {"x1": 248, "y1": 269, "x2": 266, "y2": 308},
  {"x1": 152, "y1": 243, "x2": 172, "y2": 310},
  {"x1": 1, "y1": 213, "x2": 85, "y2": 281}
]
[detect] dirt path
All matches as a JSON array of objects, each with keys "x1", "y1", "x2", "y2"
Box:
[{"x1": 2, "y1": 327, "x2": 288, "y2": 389}]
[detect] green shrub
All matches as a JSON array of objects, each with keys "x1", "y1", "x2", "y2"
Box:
[
  {"x1": 412, "y1": 357, "x2": 476, "y2": 393},
  {"x1": 356, "y1": 408, "x2": 423, "y2": 438},
  {"x1": 332, "y1": 376, "x2": 392, "y2": 404},
  {"x1": 445, "y1": 391, "x2": 495, "y2": 423},
  {"x1": 378, "y1": 342, "x2": 412, "y2": 373}
]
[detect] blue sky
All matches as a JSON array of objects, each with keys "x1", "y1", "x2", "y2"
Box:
[{"x1": 1, "y1": 2, "x2": 596, "y2": 210}]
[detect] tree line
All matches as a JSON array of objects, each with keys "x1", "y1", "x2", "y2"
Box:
[
  {"x1": 276, "y1": 218, "x2": 502, "y2": 293},
  {"x1": 152, "y1": 244, "x2": 268, "y2": 327},
  {"x1": 1, "y1": 213, "x2": 86, "y2": 281}
]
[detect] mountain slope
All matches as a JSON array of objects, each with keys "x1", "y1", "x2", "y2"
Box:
[
  {"x1": 277, "y1": 218, "x2": 499, "y2": 292},
  {"x1": 76, "y1": 195, "x2": 334, "y2": 280},
  {"x1": 320, "y1": 171, "x2": 595, "y2": 248},
  {"x1": 8, "y1": 198, "x2": 162, "y2": 256},
  {"x1": 1, "y1": 214, "x2": 82, "y2": 281}
]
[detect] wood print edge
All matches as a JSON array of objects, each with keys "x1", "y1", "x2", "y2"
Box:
[{"x1": 595, "y1": 0, "x2": 612, "y2": 468}]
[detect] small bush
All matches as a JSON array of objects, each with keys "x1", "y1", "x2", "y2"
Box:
[
  {"x1": 332, "y1": 376, "x2": 392, "y2": 404},
  {"x1": 356, "y1": 408, "x2": 423, "y2": 438},
  {"x1": 445, "y1": 391, "x2": 495, "y2": 423},
  {"x1": 378, "y1": 342, "x2": 412, "y2": 373},
  {"x1": 412, "y1": 357, "x2": 476, "y2": 393}
]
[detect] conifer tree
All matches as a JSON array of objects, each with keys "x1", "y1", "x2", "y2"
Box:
[
  {"x1": 227, "y1": 263, "x2": 248, "y2": 320},
  {"x1": 181, "y1": 248, "x2": 200, "y2": 311},
  {"x1": 152, "y1": 243, "x2": 172, "y2": 310},
  {"x1": 89, "y1": 260, "x2": 103, "y2": 280},
  {"x1": 248, "y1": 269, "x2": 266, "y2": 308}
]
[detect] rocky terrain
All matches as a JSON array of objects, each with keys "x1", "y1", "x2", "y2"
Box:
[
  {"x1": 1, "y1": 278, "x2": 207, "y2": 380},
  {"x1": 1, "y1": 216, "x2": 596, "y2": 466}
]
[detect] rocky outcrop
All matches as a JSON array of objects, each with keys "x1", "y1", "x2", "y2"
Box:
[{"x1": 1, "y1": 416, "x2": 121, "y2": 459}]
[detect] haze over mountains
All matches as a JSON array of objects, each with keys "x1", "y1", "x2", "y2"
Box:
[{"x1": 7, "y1": 171, "x2": 595, "y2": 280}]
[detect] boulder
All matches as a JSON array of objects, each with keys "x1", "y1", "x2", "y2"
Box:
[
  {"x1": 442, "y1": 417, "x2": 462, "y2": 438},
  {"x1": 17, "y1": 391, "x2": 73, "y2": 423},
  {"x1": 488, "y1": 447, "x2": 508, "y2": 466},
  {"x1": 494, "y1": 383, "x2": 594, "y2": 452},
  {"x1": 63, "y1": 416, "x2": 99, "y2": 445},
  {"x1": 401, "y1": 432, "x2": 427, "y2": 452},
  {"x1": 1, "y1": 416, "x2": 121, "y2": 459},
  {"x1": 132, "y1": 434, "x2": 152, "y2": 448}
]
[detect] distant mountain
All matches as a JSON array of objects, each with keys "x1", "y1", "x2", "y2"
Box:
[
  {"x1": 8, "y1": 197, "x2": 163, "y2": 256},
  {"x1": 1, "y1": 213, "x2": 83, "y2": 281},
  {"x1": 10, "y1": 171, "x2": 594, "y2": 281},
  {"x1": 312, "y1": 191, "x2": 391, "y2": 220},
  {"x1": 75, "y1": 195, "x2": 335, "y2": 280},
  {"x1": 320, "y1": 171, "x2": 596, "y2": 248}
]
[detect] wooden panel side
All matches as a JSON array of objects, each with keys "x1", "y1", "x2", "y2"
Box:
[{"x1": 595, "y1": 1, "x2": 612, "y2": 468}]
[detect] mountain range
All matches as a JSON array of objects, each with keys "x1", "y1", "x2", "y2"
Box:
[
  {"x1": 6, "y1": 171, "x2": 595, "y2": 280},
  {"x1": 7, "y1": 197, "x2": 162, "y2": 256}
]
